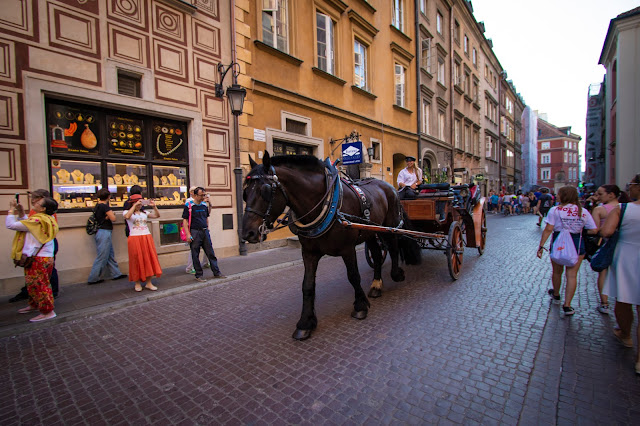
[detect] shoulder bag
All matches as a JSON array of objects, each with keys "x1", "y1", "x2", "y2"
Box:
[
  {"x1": 179, "y1": 204, "x2": 192, "y2": 242},
  {"x1": 14, "y1": 244, "x2": 44, "y2": 268},
  {"x1": 590, "y1": 203, "x2": 627, "y2": 272},
  {"x1": 86, "y1": 205, "x2": 100, "y2": 235},
  {"x1": 550, "y1": 209, "x2": 580, "y2": 267}
]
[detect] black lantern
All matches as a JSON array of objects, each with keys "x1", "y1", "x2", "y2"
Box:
[
  {"x1": 367, "y1": 146, "x2": 375, "y2": 159},
  {"x1": 215, "y1": 63, "x2": 246, "y2": 116}
]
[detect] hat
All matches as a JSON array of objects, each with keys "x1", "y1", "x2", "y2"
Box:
[
  {"x1": 129, "y1": 194, "x2": 143, "y2": 201},
  {"x1": 189, "y1": 186, "x2": 197, "y2": 194},
  {"x1": 405, "y1": 156, "x2": 416, "y2": 162},
  {"x1": 28, "y1": 189, "x2": 50, "y2": 198}
]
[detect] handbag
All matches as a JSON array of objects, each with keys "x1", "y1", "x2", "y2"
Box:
[
  {"x1": 179, "y1": 204, "x2": 192, "y2": 242},
  {"x1": 590, "y1": 203, "x2": 627, "y2": 272},
  {"x1": 549, "y1": 209, "x2": 580, "y2": 267},
  {"x1": 86, "y1": 205, "x2": 100, "y2": 235},
  {"x1": 13, "y1": 245, "x2": 44, "y2": 268},
  {"x1": 582, "y1": 229, "x2": 601, "y2": 261}
]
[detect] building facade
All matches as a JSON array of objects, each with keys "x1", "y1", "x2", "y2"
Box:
[
  {"x1": 584, "y1": 82, "x2": 606, "y2": 186},
  {"x1": 520, "y1": 106, "x2": 538, "y2": 192},
  {"x1": 598, "y1": 6, "x2": 640, "y2": 185},
  {"x1": 536, "y1": 119, "x2": 581, "y2": 191},
  {"x1": 0, "y1": 0, "x2": 239, "y2": 295}
]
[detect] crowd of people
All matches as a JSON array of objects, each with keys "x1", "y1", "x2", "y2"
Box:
[{"x1": 5, "y1": 185, "x2": 225, "y2": 322}]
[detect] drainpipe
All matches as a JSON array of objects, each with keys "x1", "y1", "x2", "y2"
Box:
[
  {"x1": 449, "y1": 3, "x2": 455, "y2": 183},
  {"x1": 415, "y1": 0, "x2": 422, "y2": 167},
  {"x1": 497, "y1": 72, "x2": 502, "y2": 192}
]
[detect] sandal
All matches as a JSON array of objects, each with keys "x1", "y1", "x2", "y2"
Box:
[
  {"x1": 145, "y1": 283, "x2": 158, "y2": 291},
  {"x1": 613, "y1": 329, "x2": 633, "y2": 348},
  {"x1": 18, "y1": 306, "x2": 38, "y2": 314},
  {"x1": 134, "y1": 283, "x2": 143, "y2": 292}
]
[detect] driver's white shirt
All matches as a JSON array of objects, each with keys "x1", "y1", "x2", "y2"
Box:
[{"x1": 397, "y1": 167, "x2": 422, "y2": 188}]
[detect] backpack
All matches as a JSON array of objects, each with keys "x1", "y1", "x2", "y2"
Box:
[
  {"x1": 86, "y1": 206, "x2": 99, "y2": 235},
  {"x1": 549, "y1": 209, "x2": 580, "y2": 267}
]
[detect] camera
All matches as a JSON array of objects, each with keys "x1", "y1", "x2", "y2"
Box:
[{"x1": 140, "y1": 199, "x2": 150, "y2": 206}]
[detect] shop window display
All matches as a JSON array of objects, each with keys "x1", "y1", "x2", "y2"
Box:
[
  {"x1": 51, "y1": 159, "x2": 101, "y2": 209},
  {"x1": 152, "y1": 165, "x2": 188, "y2": 206}
]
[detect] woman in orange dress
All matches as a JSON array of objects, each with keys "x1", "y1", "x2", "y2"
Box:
[{"x1": 123, "y1": 194, "x2": 162, "y2": 292}]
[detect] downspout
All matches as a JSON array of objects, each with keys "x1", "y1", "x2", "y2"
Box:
[
  {"x1": 415, "y1": 0, "x2": 422, "y2": 168},
  {"x1": 449, "y1": 2, "x2": 455, "y2": 183},
  {"x1": 497, "y1": 72, "x2": 502, "y2": 191}
]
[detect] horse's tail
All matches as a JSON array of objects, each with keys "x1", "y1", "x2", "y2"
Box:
[{"x1": 398, "y1": 208, "x2": 422, "y2": 265}]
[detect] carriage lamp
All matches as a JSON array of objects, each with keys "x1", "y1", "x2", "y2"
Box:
[
  {"x1": 215, "y1": 63, "x2": 246, "y2": 116},
  {"x1": 367, "y1": 146, "x2": 375, "y2": 159}
]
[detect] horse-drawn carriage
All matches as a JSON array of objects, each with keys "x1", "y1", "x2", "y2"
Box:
[{"x1": 358, "y1": 182, "x2": 487, "y2": 280}]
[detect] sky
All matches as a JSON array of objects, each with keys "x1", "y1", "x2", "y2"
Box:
[{"x1": 471, "y1": 0, "x2": 639, "y2": 167}]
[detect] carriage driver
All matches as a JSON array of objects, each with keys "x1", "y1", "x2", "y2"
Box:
[{"x1": 397, "y1": 155, "x2": 423, "y2": 200}]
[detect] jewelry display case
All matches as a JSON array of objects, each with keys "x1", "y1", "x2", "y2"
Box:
[
  {"x1": 106, "y1": 162, "x2": 147, "y2": 208},
  {"x1": 152, "y1": 165, "x2": 187, "y2": 206},
  {"x1": 51, "y1": 159, "x2": 101, "y2": 209}
]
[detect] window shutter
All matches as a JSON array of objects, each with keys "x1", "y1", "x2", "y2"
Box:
[{"x1": 118, "y1": 73, "x2": 141, "y2": 98}]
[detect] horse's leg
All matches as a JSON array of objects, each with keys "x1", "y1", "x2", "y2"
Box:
[
  {"x1": 367, "y1": 236, "x2": 384, "y2": 298},
  {"x1": 342, "y1": 249, "x2": 370, "y2": 319},
  {"x1": 293, "y1": 249, "x2": 321, "y2": 341},
  {"x1": 383, "y1": 234, "x2": 405, "y2": 282}
]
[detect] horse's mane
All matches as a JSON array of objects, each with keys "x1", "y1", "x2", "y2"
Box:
[{"x1": 270, "y1": 155, "x2": 324, "y2": 173}]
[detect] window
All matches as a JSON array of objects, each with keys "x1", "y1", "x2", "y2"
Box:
[
  {"x1": 422, "y1": 99, "x2": 430, "y2": 135},
  {"x1": 541, "y1": 168, "x2": 551, "y2": 180},
  {"x1": 262, "y1": 0, "x2": 289, "y2": 52},
  {"x1": 273, "y1": 141, "x2": 313, "y2": 156},
  {"x1": 438, "y1": 110, "x2": 445, "y2": 140},
  {"x1": 354, "y1": 40, "x2": 367, "y2": 89},
  {"x1": 316, "y1": 12, "x2": 334, "y2": 74},
  {"x1": 473, "y1": 130, "x2": 479, "y2": 156},
  {"x1": 454, "y1": 20, "x2": 460, "y2": 43},
  {"x1": 472, "y1": 48, "x2": 477, "y2": 67},
  {"x1": 421, "y1": 37, "x2": 432, "y2": 73},
  {"x1": 507, "y1": 149, "x2": 514, "y2": 167},
  {"x1": 464, "y1": 124, "x2": 470, "y2": 152},
  {"x1": 573, "y1": 153, "x2": 577, "y2": 163},
  {"x1": 454, "y1": 119, "x2": 461, "y2": 149},
  {"x1": 437, "y1": 12, "x2": 443, "y2": 34},
  {"x1": 564, "y1": 140, "x2": 568, "y2": 148},
  {"x1": 454, "y1": 62, "x2": 460, "y2": 86},
  {"x1": 485, "y1": 135, "x2": 492, "y2": 158},
  {"x1": 437, "y1": 56, "x2": 445, "y2": 85},
  {"x1": 541, "y1": 141, "x2": 550, "y2": 150},
  {"x1": 117, "y1": 72, "x2": 141, "y2": 98},
  {"x1": 541, "y1": 153, "x2": 550, "y2": 164},
  {"x1": 419, "y1": 0, "x2": 426, "y2": 14},
  {"x1": 464, "y1": 71, "x2": 470, "y2": 94},
  {"x1": 564, "y1": 152, "x2": 568, "y2": 162},
  {"x1": 394, "y1": 64, "x2": 405, "y2": 107},
  {"x1": 370, "y1": 139, "x2": 381, "y2": 162},
  {"x1": 392, "y1": 0, "x2": 403, "y2": 32},
  {"x1": 464, "y1": 35, "x2": 468, "y2": 54},
  {"x1": 472, "y1": 80, "x2": 478, "y2": 102}
]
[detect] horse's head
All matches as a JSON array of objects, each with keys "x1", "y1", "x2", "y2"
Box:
[{"x1": 242, "y1": 151, "x2": 288, "y2": 243}]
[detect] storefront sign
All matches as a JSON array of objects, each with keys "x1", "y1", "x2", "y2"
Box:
[
  {"x1": 152, "y1": 120, "x2": 187, "y2": 162},
  {"x1": 342, "y1": 141, "x2": 363, "y2": 165},
  {"x1": 107, "y1": 115, "x2": 144, "y2": 156},
  {"x1": 48, "y1": 104, "x2": 100, "y2": 155},
  {"x1": 254, "y1": 129, "x2": 266, "y2": 142}
]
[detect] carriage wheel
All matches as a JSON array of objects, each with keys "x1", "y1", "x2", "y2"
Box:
[
  {"x1": 446, "y1": 221, "x2": 464, "y2": 280},
  {"x1": 364, "y1": 238, "x2": 388, "y2": 268},
  {"x1": 477, "y1": 211, "x2": 487, "y2": 256}
]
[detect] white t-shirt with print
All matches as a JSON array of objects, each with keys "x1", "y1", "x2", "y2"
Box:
[
  {"x1": 124, "y1": 211, "x2": 151, "y2": 236},
  {"x1": 544, "y1": 204, "x2": 597, "y2": 234}
]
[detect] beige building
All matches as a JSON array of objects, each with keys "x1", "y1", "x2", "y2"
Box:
[{"x1": 0, "y1": 0, "x2": 240, "y2": 295}]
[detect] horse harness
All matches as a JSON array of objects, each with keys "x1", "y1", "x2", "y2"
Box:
[{"x1": 244, "y1": 165, "x2": 290, "y2": 237}]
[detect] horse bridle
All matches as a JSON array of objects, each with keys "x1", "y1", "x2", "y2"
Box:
[{"x1": 244, "y1": 165, "x2": 289, "y2": 237}]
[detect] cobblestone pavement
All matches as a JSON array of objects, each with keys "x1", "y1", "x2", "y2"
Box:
[{"x1": 1, "y1": 214, "x2": 639, "y2": 425}]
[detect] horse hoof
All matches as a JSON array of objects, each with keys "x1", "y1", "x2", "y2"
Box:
[
  {"x1": 368, "y1": 288, "x2": 382, "y2": 298},
  {"x1": 292, "y1": 329, "x2": 312, "y2": 340},
  {"x1": 351, "y1": 310, "x2": 368, "y2": 320}
]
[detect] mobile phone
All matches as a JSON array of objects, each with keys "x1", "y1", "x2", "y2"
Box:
[
  {"x1": 141, "y1": 199, "x2": 150, "y2": 206},
  {"x1": 15, "y1": 193, "x2": 19, "y2": 203}
]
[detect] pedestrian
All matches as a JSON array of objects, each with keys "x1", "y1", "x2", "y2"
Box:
[
  {"x1": 489, "y1": 191, "x2": 499, "y2": 214},
  {"x1": 6, "y1": 196, "x2": 59, "y2": 322},
  {"x1": 537, "y1": 186, "x2": 598, "y2": 316},
  {"x1": 123, "y1": 194, "x2": 162, "y2": 292},
  {"x1": 600, "y1": 173, "x2": 640, "y2": 375},
  {"x1": 397, "y1": 155, "x2": 422, "y2": 200},
  {"x1": 502, "y1": 192, "x2": 513, "y2": 215},
  {"x1": 590, "y1": 185, "x2": 621, "y2": 314},
  {"x1": 522, "y1": 192, "x2": 531, "y2": 214},
  {"x1": 87, "y1": 188, "x2": 127, "y2": 284},
  {"x1": 182, "y1": 187, "x2": 225, "y2": 282},
  {"x1": 184, "y1": 186, "x2": 209, "y2": 274},
  {"x1": 123, "y1": 184, "x2": 143, "y2": 238},
  {"x1": 537, "y1": 187, "x2": 553, "y2": 226},
  {"x1": 8, "y1": 190, "x2": 60, "y2": 302},
  {"x1": 529, "y1": 192, "x2": 538, "y2": 215}
]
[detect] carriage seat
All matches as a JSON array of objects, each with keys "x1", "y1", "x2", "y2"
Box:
[
  {"x1": 418, "y1": 183, "x2": 450, "y2": 191},
  {"x1": 417, "y1": 182, "x2": 452, "y2": 198}
]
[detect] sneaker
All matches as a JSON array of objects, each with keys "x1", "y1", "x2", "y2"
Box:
[
  {"x1": 214, "y1": 274, "x2": 226, "y2": 279},
  {"x1": 563, "y1": 306, "x2": 575, "y2": 316},
  {"x1": 547, "y1": 289, "x2": 561, "y2": 303},
  {"x1": 597, "y1": 304, "x2": 610, "y2": 315},
  {"x1": 186, "y1": 269, "x2": 196, "y2": 275},
  {"x1": 195, "y1": 276, "x2": 207, "y2": 282}
]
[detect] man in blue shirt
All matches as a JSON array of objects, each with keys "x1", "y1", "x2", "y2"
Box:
[{"x1": 182, "y1": 187, "x2": 225, "y2": 281}]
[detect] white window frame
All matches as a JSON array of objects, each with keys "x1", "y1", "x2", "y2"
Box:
[
  {"x1": 419, "y1": 0, "x2": 426, "y2": 14},
  {"x1": 564, "y1": 152, "x2": 568, "y2": 162},
  {"x1": 437, "y1": 56, "x2": 445, "y2": 85},
  {"x1": 316, "y1": 12, "x2": 335, "y2": 74},
  {"x1": 438, "y1": 110, "x2": 445, "y2": 140},
  {"x1": 421, "y1": 37, "x2": 432, "y2": 73},
  {"x1": 472, "y1": 48, "x2": 477, "y2": 66},
  {"x1": 485, "y1": 135, "x2": 492, "y2": 158},
  {"x1": 422, "y1": 99, "x2": 430, "y2": 135},
  {"x1": 394, "y1": 63, "x2": 406, "y2": 107},
  {"x1": 262, "y1": 0, "x2": 289, "y2": 52},
  {"x1": 354, "y1": 39, "x2": 367, "y2": 90},
  {"x1": 454, "y1": 119, "x2": 461, "y2": 149},
  {"x1": 541, "y1": 141, "x2": 550, "y2": 150},
  {"x1": 541, "y1": 153, "x2": 550, "y2": 164},
  {"x1": 463, "y1": 35, "x2": 468, "y2": 54},
  {"x1": 436, "y1": 12, "x2": 443, "y2": 34},
  {"x1": 541, "y1": 168, "x2": 551, "y2": 180},
  {"x1": 392, "y1": 0, "x2": 404, "y2": 32}
]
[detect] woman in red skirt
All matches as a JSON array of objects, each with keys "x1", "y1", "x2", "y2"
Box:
[{"x1": 123, "y1": 194, "x2": 162, "y2": 292}]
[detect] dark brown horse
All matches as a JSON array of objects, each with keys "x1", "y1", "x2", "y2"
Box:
[{"x1": 242, "y1": 153, "x2": 420, "y2": 340}]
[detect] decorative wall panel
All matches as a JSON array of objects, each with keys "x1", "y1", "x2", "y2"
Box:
[
  {"x1": 0, "y1": 40, "x2": 16, "y2": 84},
  {"x1": 108, "y1": 0, "x2": 148, "y2": 32},
  {"x1": 152, "y1": 3, "x2": 186, "y2": 45},
  {"x1": 205, "y1": 161, "x2": 231, "y2": 192},
  {"x1": 108, "y1": 23, "x2": 149, "y2": 67},
  {"x1": 203, "y1": 126, "x2": 229, "y2": 159},
  {"x1": 194, "y1": 0, "x2": 219, "y2": 21},
  {"x1": 55, "y1": 0, "x2": 100, "y2": 15},
  {"x1": 201, "y1": 91, "x2": 228, "y2": 125},
  {"x1": 0, "y1": 142, "x2": 27, "y2": 188},
  {"x1": 193, "y1": 53, "x2": 216, "y2": 88},
  {"x1": 192, "y1": 19, "x2": 220, "y2": 58},
  {"x1": 155, "y1": 78, "x2": 197, "y2": 106},
  {"x1": 27, "y1": 46, "x2": 101, "y2": 85},
  {"x1": 210, "y1": 194, "x2": 231, "y2": 208},
  {"x1": 0, "y1": 0, "x2": 37, "y2": 41},
  {"x1": 153, "y1": 38, "x2": 187, "y2": 81},
  {"x1": 48, "y1": 3, "x2": 99, "y2": 57},
  {"x1": 0, "y1": 90, "x2": 21, "y2": 138}
]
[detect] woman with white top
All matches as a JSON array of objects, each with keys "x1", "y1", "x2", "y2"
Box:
[
  {"x1": 537, "y1": 186, "x2": 598, "y2": 316},
  {"x1": 124, "y1": 194, "x2": 162, "y2": 292},
  {"x1": 600, "y1": 173, "x2": 640, "y2": 375}
]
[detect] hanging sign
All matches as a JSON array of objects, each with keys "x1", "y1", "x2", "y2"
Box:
[
  {"x1": 48, "y1": 104, "x2": 100, "y2": 155},
  {"x1": 107, "y1": 115, "x2": 144, "y2": 156},
  {"x1": 152, "y1": 120, "x2": 187, "y2": 162},
  {"x1": 342, "y1": 141, "x2": 363, "y2": 165}
]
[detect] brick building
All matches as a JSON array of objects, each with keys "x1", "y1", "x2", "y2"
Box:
[{"x1": 536, "y1": 119, "x2": 581, "y2": 190}]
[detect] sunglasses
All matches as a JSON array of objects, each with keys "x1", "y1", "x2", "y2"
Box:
[{"x1": 626, "y1": 182, "x2": 639, "y2": 191}]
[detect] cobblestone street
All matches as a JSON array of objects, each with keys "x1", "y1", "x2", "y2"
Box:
[{"x1": 1, "y1": 213, "x2": 639, "y2": 425}]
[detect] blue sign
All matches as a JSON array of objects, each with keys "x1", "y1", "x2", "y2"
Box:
[{"x1": 342, "y1": 141, "x2": 363, "y2": 165}]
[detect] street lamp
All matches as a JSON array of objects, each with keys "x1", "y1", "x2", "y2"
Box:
[
  {"x1": 215, "y1": 63, "x2": 246, "y2": 116},
  {"x1": 216, "y1": 62, "x2": 248, "y2": 255},
  {"x1": 367, "y1": 146, "x2": 375, "y2": 160}
]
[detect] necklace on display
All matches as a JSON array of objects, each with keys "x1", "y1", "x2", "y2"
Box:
[{"x1": 156, "y1": 135, "x2": 183, "y2": 156}]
